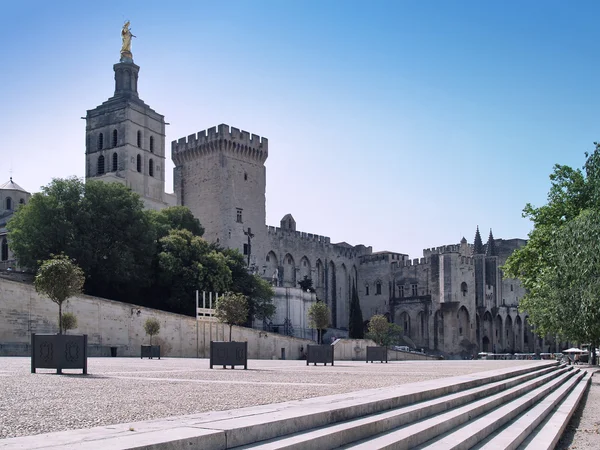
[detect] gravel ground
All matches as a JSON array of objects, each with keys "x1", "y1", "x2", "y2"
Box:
[
  {"x1": 557, "y1": 368, "x2": 600, "y2": 450},
  {"x1": 0, "y1": 357, "x2": 540, "y2": 439}
]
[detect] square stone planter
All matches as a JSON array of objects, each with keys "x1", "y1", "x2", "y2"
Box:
[
  {"x1": 366, "y1": 346, "x2": 388, "y2": 363},
  {"x1": 306, "y1": 344, "x2": 334, "y2": 366},
  {"x1": 31, "y1": 333, "x2": 88, "y2": 374},
  {"x1": 141, "y1": 345, "x2": 161, "y2": 359},
  {"x1": 210, "y1": 341, "x2": 247, "y2": 369}
]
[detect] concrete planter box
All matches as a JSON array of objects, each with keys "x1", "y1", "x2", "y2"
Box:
[
  {"x1": 31, "y1": 333, "x2": 88, "y2": 374},
  {"x1": 210, "y1": 341, "x2": 248, "y2": 369},
  {"x1": 141, "y1": 345, "x2": 161, "y2": 359},
  {"x1": 307, "y1": 344, "x2": 334, "y2": 366},
  {"x1": 366, "y1": 346, "x2": 388, "y2": 363}
]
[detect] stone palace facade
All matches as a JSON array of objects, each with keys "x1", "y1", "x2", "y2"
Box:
[{"x1": 4, "y1": 37, "x2": 560, "y2": 357}]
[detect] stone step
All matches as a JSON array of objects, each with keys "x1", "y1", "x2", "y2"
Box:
[
  {"x1": 339, "y1": 365, "x2": 569, "y2": 449},
  {"x1": 518, "y1": 370, "x2": 593, "y2": 450},
  {"x1": 473, "y1": 368, "x2": 586, "y2": 450},
  {"x1": 417, "y1": 367, "x2": 580, "y2": 449},
  {"x1": 236, "y1": 365, "x2": 560, "y2": 450},
  {"x1": 0, "y1": 362, "x2": 563, "y2": 450}
]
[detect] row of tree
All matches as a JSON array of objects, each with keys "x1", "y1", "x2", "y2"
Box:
[{"x1": 8, "y1": 177, "x2": 275, "y2": 321}]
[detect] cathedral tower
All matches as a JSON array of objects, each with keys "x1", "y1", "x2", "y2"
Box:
[
  {"x1": 172, "y1": 124, "x2": 268, "y2": 269},
  {"x1": 85, "y1": 23, "x2": 174, "y2": 210}
]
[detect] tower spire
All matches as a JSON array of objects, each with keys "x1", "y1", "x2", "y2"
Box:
[
  {"x1": 485, "y1": 229, "x2": 497, "y2": 256},
  {"x1": 473, "y1": 226, "x2": 484, "y2": 254}
]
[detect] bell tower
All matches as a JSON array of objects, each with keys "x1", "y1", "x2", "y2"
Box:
[{"x1": 84, "y1": 22, "x2": 174, "y2": 210}]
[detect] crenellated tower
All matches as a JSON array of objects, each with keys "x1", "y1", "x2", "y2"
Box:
[
  {"x1": 84, "y1": 23, "x2": 174, "y2": 210},
  {"x1": 171, "y1": 124, "x2": 269, "y2": 268}
]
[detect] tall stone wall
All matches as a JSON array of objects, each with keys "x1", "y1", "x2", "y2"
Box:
[{"x1": 0, "y1": 278, "x2": 311, "y2": 359}]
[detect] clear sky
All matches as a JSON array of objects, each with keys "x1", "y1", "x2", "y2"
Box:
[{"x1": 1, "y1": 0, "x2": 598, "y2": 258}]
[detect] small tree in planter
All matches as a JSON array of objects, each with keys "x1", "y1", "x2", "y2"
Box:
[
  {"x1": 215, "y1": 292, "x2": 249, "y2": 341},
  {"x1": 144, "y1": 318, "x2": 161, "y2": 345},
  {"x1": 60, "y1": 312, "x2": 78, "y2": 335},
  {"x1": 308, "y1": 300, "x2": 330, "y2": 344},
  {"x1": 35, "y1": 254, "x2": 85, "y2": 335},
  {"x1": 366, "y1": 314, "x2": 403, "y2": 347}
]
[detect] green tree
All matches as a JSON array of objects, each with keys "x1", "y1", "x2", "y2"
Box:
[
  {"x1": 247, "y1": 275, "x2": 276, "y2": 322},
  {"x1": 217, "y1": 247, "x2": 276, "y2": 323},
  {"x1": 215, "y1": 292, "x2": 249, "y2": 341},
  {"x1": 308, "y1": 300, "x2": 330, "y2": 344},
  {"x1": 144, "y1": 318, "x2": 161, "y2": 345},
  {"x1": 60, "y1": 312, "x2": 78, "y2": 334},
  {"x1": 366, "y1": 314, "x2": 403, "y2": 347},
  {"x1": 8, "y1": 178, "x2": 156, "y2": 302},
  {"x1": 8, "y1": 177, "x2": 84, "y2": 270},
  {"x1": 504, "y1": 144, "x2": 600, "y2": 363},
  {"x1": 157, "y1": 229, "x2": 232, "y2": 315},
  {"x1": 146, "y1": 206, "x2": 204, "y2": 241},
  {"x1": 348, "y1": 283, "x2": 364, "y2": 338},
  {"x1": 34, "y1": 254, "x2": 85, "y2": 334}
]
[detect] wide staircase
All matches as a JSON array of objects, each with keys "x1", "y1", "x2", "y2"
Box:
[{"x1": 232, "y1": 362, "x2": 591, "y2": 450}]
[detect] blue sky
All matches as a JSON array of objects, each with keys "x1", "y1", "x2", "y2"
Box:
[{"x1": 1, "y1": 1, "x2": 598, "y2": 258}]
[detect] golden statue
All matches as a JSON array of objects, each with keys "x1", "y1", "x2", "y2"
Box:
[{"x1": 120, "y1": 21, "x2": 135, "y2": 60}]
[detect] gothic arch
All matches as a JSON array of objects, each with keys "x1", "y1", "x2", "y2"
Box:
[
  {"x1": 328, "y1": 261, "x2": 337, "y2": 328},
  {"x1": 112, "y1": 152, "x2": 118, "y2": 171},
  {"x1": 434, "y1": 310, "x2": 444, "y2": 350},
  {"x1": 416, "y1": 310, "x2": 427, "y2": 345},
  {"x1": 265, "y1": 251, "x2": 278, "y2": 284},
  {"x1": 399, "y1": 311, "x2": 411, "y2": 338},
  {"x1": 149, "y1": 159, "x2": 154, "y2": 177},
  {"x1": 339, "y1": 263, "x2": 349, "y2": 328},
  {"x1": 315, "y1": 259, "x2": 325, "y2": 300},
  {"x1": 505, "y1": 315, "x2": 514, "y2": 352},
  {"x1": 495, "y1": 314, "x2": 503, "y2": 352},
  {"x1": 483, "y1": 311, "x2": 493, "y2": 352},
  {"x1": 299, "y1": 256, "x2": 311, "y2": 284},
  {"x1": 1, "y1": 237, "x2": 8, "y2": 261},
  {"x1": 515, "y1": 315, "x2": 523, "y2": 352},
  {"x1": 283, "y1": 253, "x2": 296, "y2": 287},
  {"x1": 136, "y1": 154, "x2": 142, "y2": 173}
]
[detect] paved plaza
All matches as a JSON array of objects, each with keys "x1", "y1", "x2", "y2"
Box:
[{"x1": 0, "y1": 357, "x2": 544, "y2": 440}]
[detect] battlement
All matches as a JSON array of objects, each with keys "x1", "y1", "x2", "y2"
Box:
[
  {"x1": 267, "y1": 226, "x2": 331, "y2": 244},
  {"x1": 423, "y1": 242, "x2": 474, "y2": 257},
  {"x1": 171, "y1": 123, "x2": 268, "y2": 164},
  {"x1": 359, "y1": 252, "x2": 406, "y2": 265}
]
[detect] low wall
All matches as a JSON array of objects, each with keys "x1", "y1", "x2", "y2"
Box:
[
  {"x1": 0, "y1": 278, "x2": 312, "y2": 359},
  {"x1": 332, "y1": 338, "x2": 378, "y2": 360}
]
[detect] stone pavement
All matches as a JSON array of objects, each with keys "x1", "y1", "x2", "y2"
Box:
[
  {"x1": 0, "y1": 357, "x2": 597, "y2": 448},
  {"x1": 0, "y1": 357, "x2": 540, "y2": 440}
]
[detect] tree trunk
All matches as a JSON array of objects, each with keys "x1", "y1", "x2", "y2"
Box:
[
  {"x1": 229, "y1": 325, "x2": 233, "y2": 342},
  {"x1": 58, "y1": 303, "x2": 63, "y2": 335}
]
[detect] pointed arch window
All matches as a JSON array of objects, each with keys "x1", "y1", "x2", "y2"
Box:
[
  {"x1": 112, "y1": 129, "x2": 118, "y2": 147},
  {"x1": 1, "y1": 238, "x2": 8, "y2": 261},
  {"x1": 137, "y1": 130, "x2": 142, "y2": 148},
  {"x1": 149, "y1": 136, "x2": 154, "y2": 153},
  {"x1": 97, "y1": 155, "x2": 105, "y2": 175},
  {"x1": 137, "y1": 154, "x2": 142, "y2": 173},
  {"x1": 5, "y1": 197, "x2": 12, "y2": 210},
  {"x1": 98, "y1": 133, "x2": 104, "y2": 150},
  {"x1": 112, "y1": 152, "x2": 118, "y2": 171},
  {"x1": 149, "y1": 159, "x2": 154, "y2": 177}
]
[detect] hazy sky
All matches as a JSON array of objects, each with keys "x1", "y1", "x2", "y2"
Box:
[{"x1": 1, "y1": 1, "x2": 598, "y2": 258}]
